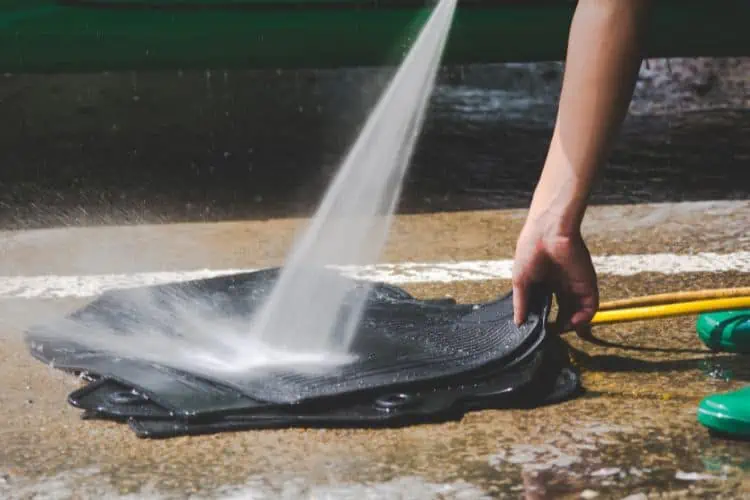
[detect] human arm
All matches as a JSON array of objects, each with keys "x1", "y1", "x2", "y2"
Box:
[{"x1": 512, "y1": 0, "x2": 652, "y2": 331}]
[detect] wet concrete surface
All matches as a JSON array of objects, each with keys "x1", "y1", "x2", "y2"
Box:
[
  {"x1": 0, "y1": 58, "x2": 748, "y2": 230},
  {"x1": 0, "y1": 58, "x2": 749, "y2": 498},
  {"x1": 1, "y1": 205, "x2": 750, "y2": 499},
  {"x1": 0, "y1": 200, "x2": 748, "y2": 277}
]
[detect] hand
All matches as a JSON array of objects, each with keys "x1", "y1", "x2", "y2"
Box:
[
  {"x1": 511, "y1": 219, "x2": 599, "y2": 334},
  {"x1": 506, "y1": 0, "x2": 647, "y2": 334}
]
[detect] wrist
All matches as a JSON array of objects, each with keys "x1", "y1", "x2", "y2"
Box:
[{"x1": 526, "y1": 164, "x2": 592, "y2": 238}]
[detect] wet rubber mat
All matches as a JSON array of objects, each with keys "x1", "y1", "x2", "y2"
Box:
[
  {"x1": 25, "y1": 267, "x2": 581, "y2": 438},
  {"x1": 65, "y1": 338, "x2": 579, "y2": 439}
]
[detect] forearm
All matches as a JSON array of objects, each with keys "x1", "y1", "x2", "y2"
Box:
[{"x1": 528, "y1": 0, "x2": 651, "y2": 235}]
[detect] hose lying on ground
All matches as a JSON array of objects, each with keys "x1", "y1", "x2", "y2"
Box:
[
  {"x1": 592, "y1": 295, "x2": 750, "y2": 325},
  {"x1": 597, "y1": 287, "x2": 750, "y2": 311},
  {"x1": 553, "y1": 288, "x2": 750, "y2": 332}
]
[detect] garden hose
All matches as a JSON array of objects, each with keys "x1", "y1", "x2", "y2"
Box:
[
  {"x1": 591, "y1": 291, "x2": 750, "y2": 326},
  {"x1": 598, "y1": 287, "x2": 750, "y2": 311}
]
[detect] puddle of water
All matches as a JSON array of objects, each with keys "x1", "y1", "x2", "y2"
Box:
[
  {"x1": 483, "y1": 419, "x2": 744, "y2": 497},
  {"x1": 700, "y1": 359, "x2": 735, "y2": 382}
]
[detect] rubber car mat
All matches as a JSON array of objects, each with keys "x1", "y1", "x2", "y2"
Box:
[
  {"x1": 127, "y1": 368, "x2": 581, "y2": 439},
  {"x1": 72, "y1": 336, "x2": 580, "y2": 438},
  {"x1": 70, "y1": 339, "x2": 548, "y2": 422},
  {"x1": 26, "y1": 267, "x2": 552, "y2": 406}
]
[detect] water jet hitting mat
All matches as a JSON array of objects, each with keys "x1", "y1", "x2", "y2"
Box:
[{"x1": 25, "y1": 268, "x2": 581, "y2": 438}]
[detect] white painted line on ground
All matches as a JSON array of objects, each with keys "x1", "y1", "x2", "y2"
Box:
[{"x1": 0, "y1": 251, "x2": 748, "y2": 300}]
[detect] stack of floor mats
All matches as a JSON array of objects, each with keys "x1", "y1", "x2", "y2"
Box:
[{"x1": 25, "y1": 267, "x2": 582, "y2": 438}]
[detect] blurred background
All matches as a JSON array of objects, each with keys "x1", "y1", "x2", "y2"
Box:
[{"x1": 0, "y1": 57, "x2": 747, "y2": 230}]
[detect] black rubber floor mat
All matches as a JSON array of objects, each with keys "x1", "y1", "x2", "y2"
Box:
[
  {"x1": 128, "y1": 368, "x2": 581, "y2": 439},
  {"x1": 27, "y1": 267, "x2": 551, "y2": 404},
  {"x1": 71, "y1": 337, "x2": 580, "y2": 438},
  {"x1": 25, "y1": 267, "x2": 580, "y2": 437}
]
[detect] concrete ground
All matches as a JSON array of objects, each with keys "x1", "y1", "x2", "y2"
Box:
[
  {"x1": 0, "y1": 58, "x2": 748, "y2": 499},
  {"x1": 1, "y1": 200, "x2": 749, "y2": 499}
]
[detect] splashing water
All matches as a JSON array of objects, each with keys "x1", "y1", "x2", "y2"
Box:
[
  {"x1": 250, "y1": 0, "x2": 457, "y2": 354},
  {"x1": 24, "y1": 0, "x2": 457, "y2": 381}
]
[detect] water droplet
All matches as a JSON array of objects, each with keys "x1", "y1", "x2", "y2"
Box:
[{"x1": 700, "y1": 360, "x2": 734, "y2": 381}]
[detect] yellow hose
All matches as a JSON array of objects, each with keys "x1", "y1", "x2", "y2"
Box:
[
  {"x1": 598, "y1": 287, "x2": 750, "y2": 311},
  {"x1": 591, "y1": 296, "x2": 750, "y2": 326}
]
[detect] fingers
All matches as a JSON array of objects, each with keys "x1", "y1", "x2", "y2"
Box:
[
  {"x1": 512, "y1": 251, "x2": 532, "y2": 327},
  {"x1": 570, "y1": 305, "x2": 598, "y2": 332},
  {"x1": 512, "y1": 255, "x2": 545, "y2": 326},
  {"x1": 569, "y1": 288, "x2": 600, "y2": 333},
  {"x1": 555, "y1": 293, "x2": 575, "y2": 333},
  {"x1": 511, "y1": 226, "x2": 599, "y2": 334},
  {"x1": 513, "y1": 286, "x2": 528, "y2": 326},
  {"x1": 556, "y1": 239, "x2": 599, "y2": 334},
  {"x1": 512, "y1": 245, "x2": 548, "y2": 326},
  {"x1": 512, "y1": 281, "x2": 528, "y2": 326},
  {"x1": 555, "y1": 276, "x2": 599, "y2": 334}
]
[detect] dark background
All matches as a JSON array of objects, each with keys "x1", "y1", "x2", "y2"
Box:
[{"x1": 0, "y1": 58, "x2": 747, "y2": 230}]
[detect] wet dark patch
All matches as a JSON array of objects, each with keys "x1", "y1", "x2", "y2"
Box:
[{"x1": 0, "y1": 65, "x2": 747, "y2": 230}]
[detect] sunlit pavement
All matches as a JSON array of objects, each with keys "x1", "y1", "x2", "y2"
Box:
[
  {"x1": 1, "y1": 200, "x2": 749, "y2": 499},
  {"x1": 1, "y1": 58, "x2": 748, "y2": 498}
]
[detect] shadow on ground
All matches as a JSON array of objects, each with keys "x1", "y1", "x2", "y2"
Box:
[{"x1": 569, "y1": 343, "x2": 750, "y2": 384}]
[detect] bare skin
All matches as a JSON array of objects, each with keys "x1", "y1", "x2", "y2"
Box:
[{"x1": 512, "y1": 0, "x2": 652, "y2": 333}]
